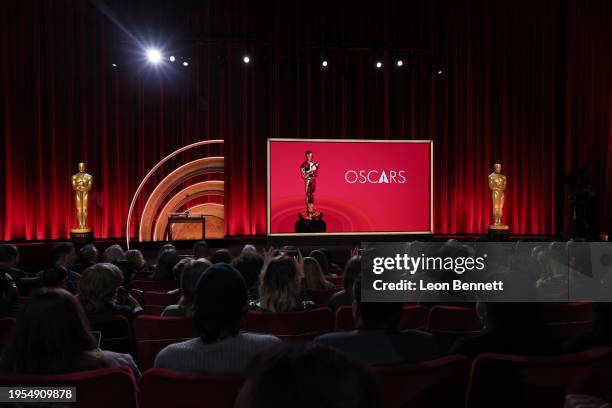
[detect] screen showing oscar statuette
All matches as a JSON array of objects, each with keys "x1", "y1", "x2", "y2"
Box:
[{"x1": 267, "y1": 139, "x2": 433, "y2": 235}]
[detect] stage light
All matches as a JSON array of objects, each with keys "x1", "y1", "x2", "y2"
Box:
[
  {"x1": 396, "y1": 59, "x2": 404, "y2": 67},
  {"x1": 146, "y1": 48, "x2": 162, "y2": 64},
  {"x1": 169, "y1": 56, "x2": 176, "y2": 62},
  {"x1": 111, "y1": 63, "x2": 117, "y2": 68},
  {"x1": 243, "y1": 55, "x2": 250, "y2": 64},
  {"x1": 375, "y1": 61, "x2": 383, "y2": 69},
  {"x1": 322, "y1": 60, "x2": 328, "y2": 67},
  {"x1": 437, "y1": 69, "x2": 443, "y2": 75},
  {"x1": 183, "y1": 61, "x2": 189, "y2": 66}
]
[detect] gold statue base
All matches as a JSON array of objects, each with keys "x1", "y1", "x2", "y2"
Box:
[
  {"x1": 488, "y1": 224, "x2": 509, "y2": 231},
  {"x1": 71, "y1": 227, "x2": 92, "y2": 233}
]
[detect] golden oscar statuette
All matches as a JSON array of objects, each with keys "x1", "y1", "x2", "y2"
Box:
[
  {"x1": 488, "y1": 163, "x2": 509, "y2": 231},
  {"x1": 71, "y1": 162, "x2": 93, "y2": 233}
]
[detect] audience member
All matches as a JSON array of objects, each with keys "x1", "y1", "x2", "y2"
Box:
[
  {"x1": 42, "y1": 266, "x2": 68, "y2": 289},
  {"x1": 102, "y1": 244, "x2": 124, "y2": 263},
  {"x1": 318, "y1": 248, "x2": 341, "y2": 270},
  {"x1": 309, "y1": 249, "x2": 336, "y2": 277},
  {"x1": 241, "y1": 244, "x2": 258, "y2": 255},
  {"x1": 232, "y1": 252, "x2": 264, "y2": 301},
  {"x1": 0, "y1": 272, "x2": 20, "y2": 318},
  {"x1": 45, "y1": 242, "x2": 80, "y2": 294},
  {"x1": 329, "y1": 255, "x2": 361, "y2": 312},
  {"x1": 257, "y1": 256, "x2": 313, "y2": 312},
  {"x1": 302, "y1": 257, "x2": 334, "y2": 291},
  {"x1": 315, "y1": 277, "x2": 439, "y2": 365},
  {"x1": 235, "y1": 344, "x2": 378, "y2": 408},
  {"x1": 162, "y1": 259, "x2": 211, "y2": 317},
  {"x1": 79, "y1": 263, "x2": 143, "y2": 320},
  {"x1": 0, "y1": 244, "x2": 25, "y2": 282},
  {"x1": 124, "y1": 249, "x2": 148, "y2": 273},
  {"x1": 449, "y1": 302, "x2": 563, "y2": 358},
  {"x1": 193, "y1": 240, "x2": 209, "y2": 259},
  {"x1": 210, "y1": 249, "x2": 233, "y2": 264},
  {"x1": 154, "y1": 263, "x2": 281, "y2": 372},
  {"x1": 151, "y1": 249, "x2": 180, "y2": 281},
  {"x1": 0, "y1": 288, "x2": 140, "y2": 376},
  {"x1": 74, "y1": 244, "x2": 98, "y2": 274}
]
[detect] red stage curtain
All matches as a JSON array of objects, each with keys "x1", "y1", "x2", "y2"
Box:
[{"x1": 0, "y1": 0, "x2": 610, "y2": 240}]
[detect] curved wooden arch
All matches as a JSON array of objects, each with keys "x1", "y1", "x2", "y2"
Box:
[
  {"x1": 152, "y1": 180, "x2": 225, "y2": 241},
  {"x1": 125, "y1": 139, "x2": 223, "y2": 248},
  {"x1": 138, "y1": 157, "x2": 224, "y2": 242}
]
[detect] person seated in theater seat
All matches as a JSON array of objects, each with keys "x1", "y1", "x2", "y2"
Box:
[
  {"x1": 78, "y1": 263, "x2": 143, "y2": 320},
  {"x1": 302, "y1": 257, "x2": 334, "y2": 292},
  {"x1": 43, "y1": 242, "x2": 80, "y2": 294},
  {"x1": 318, "y1": 248, "x2": 342, "y2": 271},
  {"x1": 0, "y1": 288, "x2": 140, "y2": 376},
  {"x1": 254, "y1": 256, "x2": 314, "y2": 313},
  {"x1": 102, "y1": 244, "x2": 125, "y2": 264},
  {"x1": 328, "y1": 255, "x2": 362, "y2": 313},
  {"x1": 151, "y1": 248, "x2": 180, "y2": 281},
  {"x1": 193, "y1": 240, "x2": 210, "y2": 260},
  {"x1": 309, "y1": 249, "x2": 337, "y2": 277},
  {"x1": 154, "y1": 263, "x2": 281, "y2": 373},
  {"x1": 232, "y1": 252, "x2": 264, "y2": 302},
  {"x1": 162, "y1": 259, "x2": 211, "y2": 317},
  {"x1": 449, "y1": 302, "x2": 563, "y2": 359},
  {"x1": 241, "y1": 244, "x2": 258, "y2": 255},
  {"x1": 0, "y1": 244, "x2": 26, "y2": 283},
  {"x1": 0, "y1": 272, "x2": 20, "y2": 319},
  {"x1": 315, "y1": 277, "x2": 439, "y2": 365},
  {"x1": 73, "y1": 244, "x2": 98, "y2": 274},
  {"x1": 210, "y1": 248, "x2": 233, "y2": 264},
  {"x1": 234, "y1": 344, "x2": 378, "y2": 408},
  {"x1": 565, "y1": 303, "x2": 612, "y2": 352}
]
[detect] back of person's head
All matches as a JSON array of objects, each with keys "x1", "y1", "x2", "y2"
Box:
[
  {"x1": 193, "y1": 241, "x2": 209, "y2": 259},
  {"x1": 102, "y1": 244, "x2": 124, "y2": 263},
  {"x1": 0, "y1": 273, "x2": 18, "y2": 305},
  {"x1": 343, "y1": 255, "x2": 362, "y2": 293},
  {"x1": 42, "y1": 267, "x2": 67, "y2": 288},
  {"x1": 302, "y1": 257, "x2": 328, "y2": 290},
  {"x1": 210, "y1": 249, "x2": 233, "y2": 264},
  {"x1": 241, "y1": 244, "x2": 258, "y2": 255},
  {"x1": 237, "y1": 344, "x2": 378, "y2": 408},
  {"x1": 79, "y1": 244, "x2": 98, "y2": 265},
  {"x1": 79, "y1": 263, "x2": 124, "y2": 313},
  {"x1": 124, "y1": 249, "x2": 146, "y2": 271},
  {"x1": 0, "y1": 288, "x2": 97, "y2": 374},
  {"x1": 180, "y1": 259, "x2": 211, "y2": 304},
  {"x1": 153, "y1": 249, "x2": 180, "y2": 281},
  {"x1": 353, "y1": 277, "x2": 402, "y2": 330},
  {"x1": 0, "y1": 244, "x2": 19, "y2": 266},
  {"x1": 173, "y1": 257, "x2": 192, "y2": 281},
  {"x1": 193, "y1": 263, "x2": 247, "y2": 342},
  {"x1": 260, "y1": 256, "x2": 300, "y2": 313},
  {"x1": 309, "y1": 250, "x2": 330, "y2": 275},
  {"x1": 232, "y1": 253, "x2": 264, "y2": 290},
  {"x1": 50, "y1": 242, "x2": 76, "y2": 266}
]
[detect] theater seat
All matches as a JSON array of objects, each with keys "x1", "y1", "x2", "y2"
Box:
[
  {"x1": 0, "y1": 318, "x2": 15, "y2": 353},
  {"x1": 133, "y1": 279, "x2": 177, "y2": 292},
  {"x1": 465, "y1": 347, "x2": 612, "y2": 408},
  {"x1": 426, "y1": 305, "x2": 482, "y2": 352},
  {"x1": 335, "y1": 305, "x2": 428, "y2": 331},
  {"x1": 89, "y1": 315, "x2": 132, "y2": 354},
  {"x1": 140, "y1": 368, "x2": 244, "y2": 408},
  {"x1": 133, "y1": 315, "x2": 195, "y2": 370},
  {"x1": 371, "y1": 355, "x2": 470, "y2": 408},
  {"x1": 0, "y1": 366, "x2": 138, "y2": 408},
  {"x1": 143, "y1": 291, "x2": 180, "y2": 315},
  {"x1": 308, "y1": 288, "x2": 342, "y2": 305},
  {"x1": 328, "y1": 276, "x2": 344, "y2": 287},
  {"x1": 244, "y1": 307, "x2": 333, "y2": 341}
]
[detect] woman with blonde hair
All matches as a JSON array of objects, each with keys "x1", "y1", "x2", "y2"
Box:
[
  {"x1": 302, "y1": 257, "x2": 334, "y2": 291},
  {"x1": 257, "y1": 256, "x2": 313, "y2": 313}
]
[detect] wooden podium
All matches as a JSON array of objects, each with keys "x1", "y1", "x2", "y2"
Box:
[{"x1": 167, "y1": 213, "x2": 206, "y2": 241}]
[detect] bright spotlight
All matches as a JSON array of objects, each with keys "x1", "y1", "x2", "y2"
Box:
[
  {"x1": 183, "y1": 61, "x2": 189, "y2": 66},
  {"x1": 147, "y1": 48, "x2": 162, "y2": 64},
  {"x1": 169, "y1": 56, "x2": 176, "y2": 62},
  {"x1": 322, "y1": 60, "x2": 328, "y2": 67},
  {"x1": 375, "y1": 61, "x2": 383, "y2": 69},
  {"x1": 243, "y1": 56, "x2": 250, "y2": 64},
  {"x1": 111, "y1": 63, "x2": 117, "y2": 68},
  {"x1": 396, "y1": 59, "x2": 404, "y2": 67}
]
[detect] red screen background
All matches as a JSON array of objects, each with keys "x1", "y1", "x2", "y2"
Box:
[{"x1": 268, "y1": 140, "x2": 432, "y2": 234}]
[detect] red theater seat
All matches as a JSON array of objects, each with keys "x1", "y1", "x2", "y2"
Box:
[
  {"x1": 328, "y1": 275, "x2": 344, "y2": 287},
  {"x1": 133, "y1": 279, "x2": 176, "y2": 292},
  {"x1": 335, "y1": 305, "x2": 428, "y2": 331},
  {"x1": 371, "y1": 355, "x2": 470, "y2": 408},
  {"x1": 133, "y1": 315, "x2": 195, "y2": 370},
  {"x1": 309, "y1": 288, "x2": 342, "y2": 305},
  {"x1": 143, "y1": 291, "x2": 180, "y2": 315},
  {"x1": 0, "y1": 318, "x2": 15, "y2": 353},
  {"x1": 140, "y1": 368, "x2": 244, "y2": 408},
  {"x1": 89, "y1": 315, "x2": 132, "y2": 354},
  {"x1": 465, "y1": 347, "x2": 612, "y2": 408},
  {"x1": 426, "y1": 305, "x2": 482, "y2": 353},
  {"x1": 244, "y1": 307, "x2": 333, "y2": 341},
  {"x1": 0, "y1": 366, "x2": 138, "y2": 408}
]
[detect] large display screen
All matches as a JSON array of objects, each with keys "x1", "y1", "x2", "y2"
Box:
[{"x1": 267, "y1": 139, "x2": 433, "y2": 235}]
